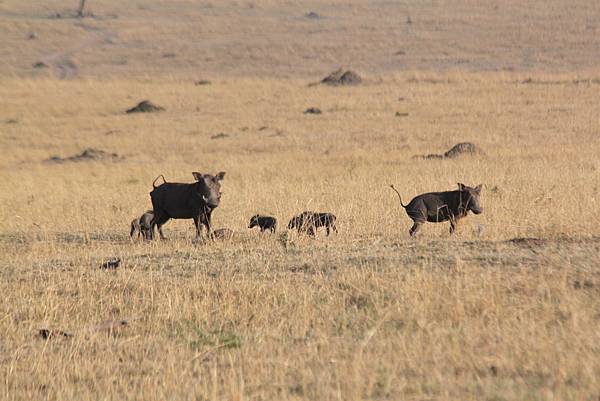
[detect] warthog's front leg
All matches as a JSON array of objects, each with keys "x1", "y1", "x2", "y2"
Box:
[
  {"x1": 449, "y1": 215, "x2": 458, "y2": 234},
  {"x1": 205, "y1": 209, "x2": 214, "y2": 239},
  {"x1": 197, "y1": 208, "x2": 213, "y2": 240},
  {"x1": 193, "y1": 216, "x2": 202, "y2": 238}
]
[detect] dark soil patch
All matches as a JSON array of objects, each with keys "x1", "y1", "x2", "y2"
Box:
[
  {"x1": 415, "y1": 142, "x2": 483, "y2": 160},
  {"x1": 319, "y1": 68, "x2": 362, "y2": 86},
  {"x1": 126, "y1": 100, "x2": 164, "y2": 113},
  {"x1": 47, "y1": 148, "x2": 123, "y2": 163},
  {"x1": 33, "y1": 61, "x2": 48, "y2": 68},
  {"x1": 38, "y1": 328, "x2": 73, "y2": 340},
  {"x1": 194, "y1": 80, "x2": 211, "y2": 86},
  {"x1": 420, "y1": 154, "x2": 445, "y2": 160},
  {"x1": 211, "y1": 133, "x2": 229, "y2": 140},
  {"x1": 508, "y1": 237, "x2": 547, "y2": 247},
  {"x1": 304, "y1": 107, "x2": 322, "y2": 114},
  {"x1": 49, "y1": 11, "x2": 95, "y2": 19},
  {"x1": 213, "y1": 228, "x2": 234, "y2": 240},
  {"x1": 395, "y1": 112, "x2": 409, "y2": 117},
  {"x1": 290, "y1": 263, "x2": 313, "y2": 273},
  {"x1": 305, "y1": 11, "x2": 321, "y2": 19},
  {"x1": 99, "y1": 258, "x2": 120, "y2": 270},
  {"x1": 573, "y1": 280, "x2": 595, "y2": 289}
]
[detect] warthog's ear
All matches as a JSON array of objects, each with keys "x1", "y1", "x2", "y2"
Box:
[
  {"x1": 474, "y1": 184, "x2": 482, "y2": 194},
  {"x1": 457, "y1": 183, "x2": 467, "y2": 191},
  {"x1": 216, "y1": 171, "x2": 226, "y2": 180},
  {"x1": 192, "y1": 172, "x2": 204, "y2": 181}
]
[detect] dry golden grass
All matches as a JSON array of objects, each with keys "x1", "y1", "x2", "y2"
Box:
[
  {"x1": 2, "y1": 1, "x2": 600, "y2": 400},
  {"x1": 1, "y1": 74, "x2": 600, "y2": 401}
]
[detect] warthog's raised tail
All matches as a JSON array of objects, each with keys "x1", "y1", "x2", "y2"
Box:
[
  {"x1": 152, "y1": 175, "x2": 166, "y2": 189},
  {"x1": 389, "y1": 184, "x2": 408, "y2": 208}
]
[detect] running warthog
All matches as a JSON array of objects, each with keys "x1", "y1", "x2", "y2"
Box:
[{"x1": 390, "y1": 183, "x2": 482, "y2": 236}]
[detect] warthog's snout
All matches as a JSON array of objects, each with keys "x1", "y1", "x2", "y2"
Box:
[{"x1": 202, "y1": 194, "x2": 220, "y2": 208}]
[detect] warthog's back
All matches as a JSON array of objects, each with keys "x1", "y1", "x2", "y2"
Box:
[
  {"x1": 151, "y1": 183, "x2": 200, "y2": 219},
  {"x1": 407, "y1": 191, "x2": 461, "y2": 223}
]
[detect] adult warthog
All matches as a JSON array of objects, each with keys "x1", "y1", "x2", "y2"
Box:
[
  {"x1": 390, "y1": 183, "x2": 482, "y2": 236},
  {"x1": 149, "y1": 172, "x2": 225, "y2": 239}
]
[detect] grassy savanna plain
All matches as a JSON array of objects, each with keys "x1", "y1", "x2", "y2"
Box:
[{"x1": 2, "y1": 1, "x2": 600, "y2": 401}]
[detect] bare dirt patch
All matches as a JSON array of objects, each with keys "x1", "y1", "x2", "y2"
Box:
[
  {"x1": 126, "y1": 100, "x2": 165, "y2": 113},
  {"x1": 305, "y1": 11, "x2": 321, "y2": 19},
  {"x1": 212, "y1": 228, "x2": 235, "y2": 240},
  {"x1": 304, "y1": 107, "x2": 322, "y2": 114},
  {"x1": 46, "y1": 148, "x2": 123, "y2": 163},
  {"x1": 508, "y1": 237, "x2": 547, "y2": 247},
  {"x1": 319, "y1": 68, "x2": 362, "y2": 86}
]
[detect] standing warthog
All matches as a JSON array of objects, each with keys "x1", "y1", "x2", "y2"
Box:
[
  {"x1": 287, "y1": 211, "x2": 338, "y2": 236},
  {"x1": 130, "y1": 210, "x2": 154, "y2": 240},
  {"x1": 248, "y1": 215, "x2": 277, "y2": 233},
  {"x1": 390, "y1": 183, "x2": 482, "y2": 236},
  {"x1": 149, "y1": 171, "x2": 225, "y2": 239}
]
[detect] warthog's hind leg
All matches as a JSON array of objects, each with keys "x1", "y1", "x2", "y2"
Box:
[
  {"x1": 152, "y1": 212, "x2": 169, "y2": 240},
  {"x1": 409, "y1": 222, "x2": 422, "y2": 237},
  {"x1": 449, "y1": 216, "x2": 458, "y2": 234},
  {"x1": 150, "y1": 214, "x2": 169, "y2": 240}
]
